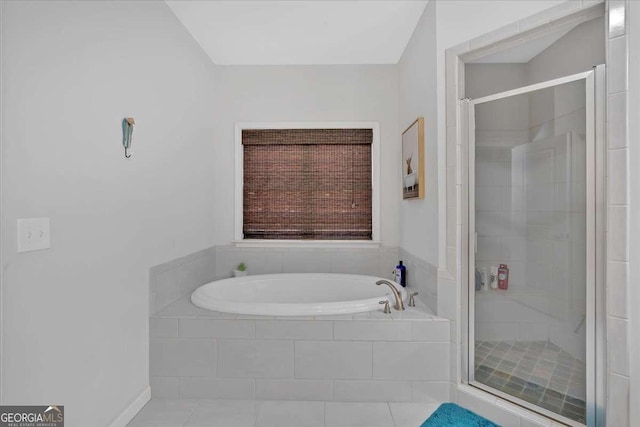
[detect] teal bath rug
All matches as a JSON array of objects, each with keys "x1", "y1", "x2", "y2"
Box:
[{"x1": 420, "y1": 403, "x2": 501, "y2": 426}]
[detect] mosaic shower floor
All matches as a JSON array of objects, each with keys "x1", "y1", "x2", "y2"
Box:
[{"x1": 474, "y1": 340, "x2": 586, "y2": 423}]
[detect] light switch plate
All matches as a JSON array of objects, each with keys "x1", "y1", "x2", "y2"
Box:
[{"x1": 17, "y1": 218, "x2": 51, "y2": 253}]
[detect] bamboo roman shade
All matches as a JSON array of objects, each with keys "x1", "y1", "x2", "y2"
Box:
[{"x1": 242, "y1": 129, "x2": 373, "y2": 240}]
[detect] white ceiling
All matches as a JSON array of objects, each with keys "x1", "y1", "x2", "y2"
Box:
[{"x1": 165, "y1": 1, "x2": 428, "y2": 65}]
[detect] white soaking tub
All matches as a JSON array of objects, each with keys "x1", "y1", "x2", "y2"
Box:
[{"x1": 191, "y1": 273, "x2": 407, "y2": 316}]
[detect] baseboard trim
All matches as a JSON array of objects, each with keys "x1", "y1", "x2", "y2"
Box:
[{"x1": 109, "y1": 386, "x2": 151, "y2": 427}]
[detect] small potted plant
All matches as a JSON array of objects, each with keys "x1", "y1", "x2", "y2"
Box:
[{"x1": 233, "y1": 262, "x2": 248, "y2": 277}]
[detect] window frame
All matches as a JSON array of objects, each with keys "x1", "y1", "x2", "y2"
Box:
[{"x1": 234, "y1": 122, "x2": 381, "y2": 248}]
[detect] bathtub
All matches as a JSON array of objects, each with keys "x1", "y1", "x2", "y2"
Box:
[{"x1": 191, "y1": 273, "x2": 407, "y2": 316}]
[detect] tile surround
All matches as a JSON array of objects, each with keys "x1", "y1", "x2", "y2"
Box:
[
  {"x1": 150, "y1": 318, "x2": 179, "y2": 338},
  {"x1": 179, "y1": 318, "x2": 255, "y2": 339},
  {"x1": 218, "y1": 339, "x2": 294, "y2": 379},
  {"x1": 256, "y1": 320, "x2": 333, "y2": 340},
  {"x1": 607, "y1": 316, "x2": 629, "y2": 376},
  {"x1": 606, "y1": 261, "x2": 628, "y2": 318},
  {"x1": 149, "y1": 247, "x2": 216, "y2": 315},
  {"x1": 607, "y1": 372, "x2": 630, "y2": 427},
  {"x1": 603, "y1": 6, "x2": 632, "y2": 424},
  {"x1": 150, "y1": 296, "x2": 450, "y2": 403},
  {"x1": 607, "y1": 92, "x2": 627, "y2": 149},
  {"x1": 333, "y1": 380, "x2": 412, "y2": 402},
  {"x1": 399, "y1": 248, "x2": 438, "y2": 314},
  {"x1": 373, "y1": 342, "x2": 450, "y2": 381},
  {"x1": 255, "y1": 379, "x2": 334, "y2": 401},
  {"x1": 150, "y1": 338, "x2": 216, "y2": 378},
  {"x1": 295, "y1": 341, "x2": 373, "y2": 380},
  {"x1": 607, "y1": 35, "x2": 628, "y2": 94},
  {"x1": 180, "y1": 378, "x2": 255, "y2": 400},
  {"x1": 333, "y1": 320, "x2": 413, "y2": 341},
  {"x1": 214, "y1": 245, "x2": 400, "y2": 280},
  {"x1": 608, "y1": 205, "x2": 629, "y2": 261},
  {"x1": 150, "y1": 245, "x2": 409, "y2": 315}
]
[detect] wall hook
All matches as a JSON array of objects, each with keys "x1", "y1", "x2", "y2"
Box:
[{"x1": 122, "y1": 117, "x2": 135, "y2": 158}]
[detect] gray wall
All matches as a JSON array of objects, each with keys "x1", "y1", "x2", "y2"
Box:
[
  {"x1": 211, "y1": 65, "x2": 401, "y2": 246},
  {"x1": 0, "y1": 1, "x2": 217, "y2": 425},
  {"x1": 397, "y1": 0, "x2": 438, "y2": 268},
  {"x1": 396, "y1": 1, "x2": 439, "y2": 310},
  {"x1": 1, "y1": 3, "x2": 406, "y2": 424}
]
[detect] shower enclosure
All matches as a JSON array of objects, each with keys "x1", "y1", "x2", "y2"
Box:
[{"x1": 462, "y1": 66, "x2": 605, "y2": 426}]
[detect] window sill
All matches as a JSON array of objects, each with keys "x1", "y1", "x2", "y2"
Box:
[{"x1": 232, "y1": 240, "x2": 383, "y2": 249}]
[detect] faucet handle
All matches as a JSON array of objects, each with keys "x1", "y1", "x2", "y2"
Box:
[
  {"x1": 379, "y1": 300, "x2": 391, "y2": 314},
  {"x1": 408, "y1": 292, "x2": 419, "y2": 307}
]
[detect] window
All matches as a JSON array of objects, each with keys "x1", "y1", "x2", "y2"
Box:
[{"x1": 236, "y1": 124, "x2": 379, "y2": 243}]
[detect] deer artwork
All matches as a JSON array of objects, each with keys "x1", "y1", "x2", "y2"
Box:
[{"x1": 406, "y1": 155, "x2": 413, "y2": 175}]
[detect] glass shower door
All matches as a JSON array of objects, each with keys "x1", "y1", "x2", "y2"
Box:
[{"x1": 465, "y1": 69, "x2": 601, "y2": 426}]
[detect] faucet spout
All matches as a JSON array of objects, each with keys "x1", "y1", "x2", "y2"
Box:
[{"x1": 376, "y1": 280, "x2": 405, "y2": 311}]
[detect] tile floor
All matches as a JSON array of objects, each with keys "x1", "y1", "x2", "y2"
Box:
[
  {"x1": 474, "y1": 340, "x2": 586, "y2": 423},
  {"x1": 127, "y1": 399, "x2": 441, "y2": 427}
]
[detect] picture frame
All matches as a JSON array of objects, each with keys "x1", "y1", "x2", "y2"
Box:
[{"x1": 401, "y1": 117, "x2": 425, "y2": 199}]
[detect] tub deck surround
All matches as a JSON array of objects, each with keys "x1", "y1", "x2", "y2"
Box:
[
  {"x1": 154, "y1": 294, "x2": 438, "y2": 321},
  {"x1": 150, "y1": 295, "x2": 451, "y2": 403},
  {"x1": 398, "y1": 248, "x2": 438, "y2": 314},
  {"x1": 190, "y1": 273, "x2": 409, "y2": 316},
  {"x1": 149, "y1": 245, "x2": 402, "y2": 316}
]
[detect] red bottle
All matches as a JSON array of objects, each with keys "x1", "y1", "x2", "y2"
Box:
[{"x1": 498, "y1": 264, "x2": 509, "y2": 290}]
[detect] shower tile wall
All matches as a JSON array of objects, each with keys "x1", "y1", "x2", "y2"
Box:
[
  {"x1": 606, "y1": 2, "x2": 631, "y2": 426},
  {"x1": 475, "y1": 145, "x2": 551, "y2": 344},
  {"x1": 474, "y1": 80, "x2": 588, "y2": 363},
  {"x1": 474, "y1": 146, "x2": 522, "y2": 289}
]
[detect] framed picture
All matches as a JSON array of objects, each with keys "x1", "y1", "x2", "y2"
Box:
[{"x1": 402, "y1": 117, "x2": 425, "y2": 199}]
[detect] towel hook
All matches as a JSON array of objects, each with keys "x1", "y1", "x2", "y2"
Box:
[{"x1": 122, "y1": 117, "x2": 135, "y2": 158}]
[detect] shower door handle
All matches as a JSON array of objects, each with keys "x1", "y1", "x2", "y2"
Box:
[{"x1": 474, "y1": 232, "x2": 478, "y2": 253}]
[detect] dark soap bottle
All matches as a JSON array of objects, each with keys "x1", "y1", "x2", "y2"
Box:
[{"x1": 395, "y1": 261, "x2": 407, "y2": 287}]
